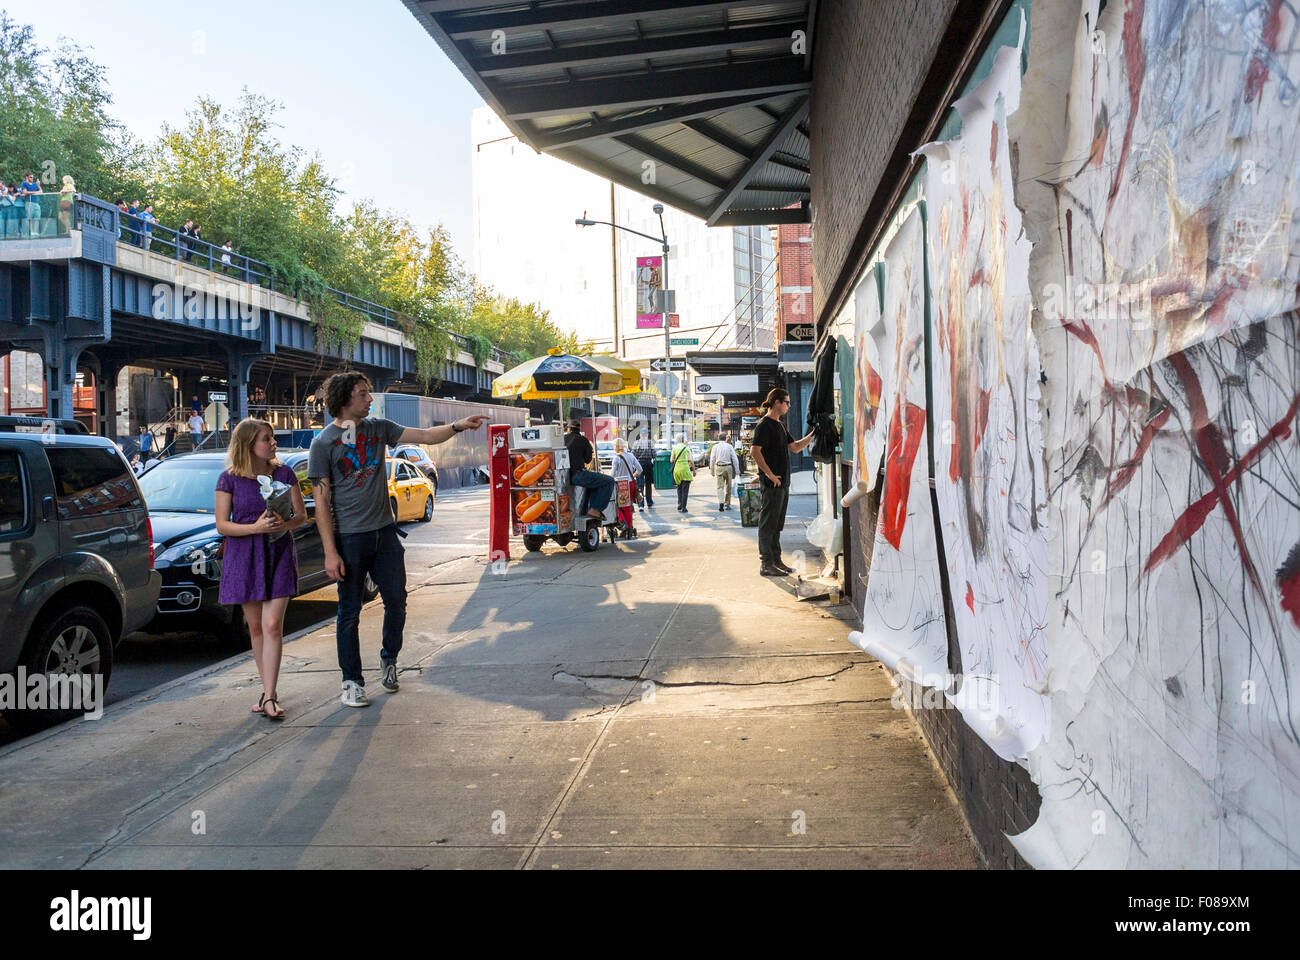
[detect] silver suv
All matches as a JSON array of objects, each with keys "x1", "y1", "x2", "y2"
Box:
[{"x1": 0, "y1": 423, "x2": 160, "y2": 718}]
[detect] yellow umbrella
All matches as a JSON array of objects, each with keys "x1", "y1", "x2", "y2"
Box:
[
  {"x1": 585, "y1": 354, "x2": 642, "y2": 396},
  {"x1": 491, "y1": 349, "x2": 624, "y2": 401}
]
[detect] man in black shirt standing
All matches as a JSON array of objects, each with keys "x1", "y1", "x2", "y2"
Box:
[
  {"x1": 565, "y1": 419, "x2": 615, "y2": 520},
  {"x1": 750, "y1": 387, "x2": 815, "y2": 576}
]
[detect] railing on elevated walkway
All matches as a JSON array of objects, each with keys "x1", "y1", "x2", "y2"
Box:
[{"x1": 1, "y1": 192, "x2": 508, "y2": 369}]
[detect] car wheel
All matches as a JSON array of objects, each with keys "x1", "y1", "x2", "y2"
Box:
[
  {"x1": 421, "y1": 495, "x2": 434, "y2": 522},
  {"x1": 363, "y1": 573, "x2": 379, "y2": 602},
  {"x1": 390, "y1": 496, "x2": 400, "y2": 523},
  {"x1": 552, "y1": 533, "x2": 574, "y2": 548},
  {"x1": 578, "y1": 523, "x2": 600, "y2": 553},
  {"x1": 522, "y1": 534, "x2": 546, "y2": 552},
  {"x1": 10, "y1": 606, "x2": 113, "y2": 725}
]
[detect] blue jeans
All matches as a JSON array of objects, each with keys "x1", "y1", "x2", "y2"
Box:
[
  {"x1": 571, "y1": 469, "x2": 615, "y2": 513},
  {"x1": 336, "y1": 524, "x2": 406, "y2": 686}
]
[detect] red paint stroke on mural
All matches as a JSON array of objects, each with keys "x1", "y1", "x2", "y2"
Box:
[
  {"x1": 1143, "y1": 377, "x2": 1300, "y2": 589},
  {"x1": 1278, "y1": 543, "x2": 1300, "y2": 629},
  {"x1": 1244, "y1": 0, "x2": 1284, "y2": 102},
  {"x1": 1100, "y1": 405, "x2": 1172, "y2": 510},
  {"x1": 965, "y1": 583, "x2": 975, "y2": 613},
  {"x1": 880, "y1": 401, "x2": 926, "y2": 550},
  {"x1": 1106, "y1": 0, "x2": 1146, "y2": 221},
  {"x1": 862, "y1": 363, "x2": 883, "y2": 430}
]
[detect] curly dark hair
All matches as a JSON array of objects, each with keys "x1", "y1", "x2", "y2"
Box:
[{"x1": 320, "y1": 371, "x2": 372, "y2": 417}]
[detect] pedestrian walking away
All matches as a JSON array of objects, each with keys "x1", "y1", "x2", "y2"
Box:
[
  {"x1": 671, "y1": 438, "x2": 693, "y2": 512},
  {"x1": 564, "y1": 419, "x2": 615, "y2": 521},
  {"x1": 631, "y1": 428, "x2": 656, "y2": 508},
  {"x1": 749, "y1": 388, "x2": 814, "y2": 576},
  {"x1": 710, "y1": 432, "x2": 740, "y2": 511},
  {"x1": 611, "y1": 437, "x2": 642, "y2": 537},
  {"x1": 308, "y1": 371, "x2": 488, "y2": 708},
  {"x1": 214, "y1": 418, "x2": 308, "y2": 720}
]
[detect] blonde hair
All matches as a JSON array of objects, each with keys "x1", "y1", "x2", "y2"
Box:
[
  {"x1": 615, "y1": 438, "x2": 627, "y2": 452},
  {"x1": 226, "y1": 418, "x2": 281, "y2": 479}
]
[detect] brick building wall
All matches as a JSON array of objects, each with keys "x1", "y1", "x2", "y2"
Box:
[
  {"x1": 809, "y1": 0, "x2": 958, "y2": 328},
  {"x1": 775, "y1": 222, "x2": 813, "y2": 338},
  {"x1": 814, "y1": 0, "x2": 1038, "y2": 868}
]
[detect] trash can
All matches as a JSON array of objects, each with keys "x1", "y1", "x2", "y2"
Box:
[
  {"x1": 653, "y1": 451, "x2": 674, "y2": 490},
  {"x1": 739, "y1": 482, "x2": 762, "y2": 527}
]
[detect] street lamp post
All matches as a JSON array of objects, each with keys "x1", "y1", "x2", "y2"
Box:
[{"x1": 576, "y1": 205, "x2": 673, "y2": 444}]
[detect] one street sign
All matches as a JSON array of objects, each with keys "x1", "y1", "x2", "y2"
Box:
[
  {"x1": 669, "y1": 337, "x2": 699, "y2": 345},
  {"x1": 649, "y1": 358, "x2": 686, "y2": 372},
  {"x1": 207, "y1": 391, "x2": 228, "y2": 403}
]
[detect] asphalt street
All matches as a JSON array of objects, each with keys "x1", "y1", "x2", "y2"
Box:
[{"x1": 0, "y1": 483, "x2": 495, "y2": 745}]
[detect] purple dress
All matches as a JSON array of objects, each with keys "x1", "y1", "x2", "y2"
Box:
[{"x1": 215, "y1": 466, "x2": 299, "y2": 605}]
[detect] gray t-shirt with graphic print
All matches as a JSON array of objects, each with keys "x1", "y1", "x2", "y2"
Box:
[{"x1": 307, "y1": 416, "x2": 405, "y2": 534}]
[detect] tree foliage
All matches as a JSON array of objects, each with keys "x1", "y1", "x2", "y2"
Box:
[{"x1": 1, "y1": 12, "x2": 590, "y2": 370}]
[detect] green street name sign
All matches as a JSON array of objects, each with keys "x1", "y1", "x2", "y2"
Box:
[{"x1": 669, "y1": 337, "x2": 699, "y2": 345}]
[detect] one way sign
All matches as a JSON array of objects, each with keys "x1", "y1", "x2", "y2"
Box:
[{"x1": 649, "y1": 358, "x2": 686, "y2": 372}]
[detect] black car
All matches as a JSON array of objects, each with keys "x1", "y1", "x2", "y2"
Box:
[
  {"x1": 0, "y1": 429, "x2": 160, "y2": 718},
  {"x1": 137, "y1": 450, "x2": 376, "y2": 642}
]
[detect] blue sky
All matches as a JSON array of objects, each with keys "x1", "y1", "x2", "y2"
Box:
[{"x1": 7, "y1": 0, "x2": 487, "y2": 261}]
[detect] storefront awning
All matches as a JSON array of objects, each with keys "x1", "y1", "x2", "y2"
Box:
[{"x1": 402, "y1": 0, "x2": 816, "y2": 226}]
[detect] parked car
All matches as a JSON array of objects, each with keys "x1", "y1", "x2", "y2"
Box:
[
  {"x1": 688, "y1": 441, "x2": 710, "y2": 466},
  {"x1": 0, "y1": 426, "x2": 160, "y2": 719},
  {"x1": 595, "y1": 441, "x2": 616, "y2": 473},
  {"x1": 386, "y1": 457, "x2": 437, "y2": 522},
  {"x1": 137, "y1": 450, "x2": 377, "y2": 643},
  {"x1": 392, "y1": 444, "x2": 439, "y2": 490}
]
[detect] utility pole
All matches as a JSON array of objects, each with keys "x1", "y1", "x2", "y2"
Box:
[{"x1": 656, "y1": 203, "x2": 671, "y2": 444}]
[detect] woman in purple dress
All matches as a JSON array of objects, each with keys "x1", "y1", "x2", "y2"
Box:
[{"x1": 214, "y1": 418, "x2": 307, "y2": 720}]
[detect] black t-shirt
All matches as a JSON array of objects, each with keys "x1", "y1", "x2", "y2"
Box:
[
  {"x1": 565, "y1": 431, "x2": 594, "y2": 471},
  {"x1": 753, "y1": 416, "x2": 792, "y2": 485}
]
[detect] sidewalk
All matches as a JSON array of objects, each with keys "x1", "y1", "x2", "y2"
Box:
[{"x1": 0, "y1": 484, "x2": 979, "y2": 869}]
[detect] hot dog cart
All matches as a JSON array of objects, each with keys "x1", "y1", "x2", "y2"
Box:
[{"x1": 505, "y1": 423, "x2": 623, "y2": 553}]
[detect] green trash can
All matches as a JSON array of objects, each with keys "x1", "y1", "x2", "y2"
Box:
[
  {"x1": 739, "y1": 484, "x2": 762, "y2": 527},
  {"x1": 653, "y1": 451, "x2": 674, "y2": 490}
]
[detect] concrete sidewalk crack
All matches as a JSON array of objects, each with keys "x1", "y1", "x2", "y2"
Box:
[{"x1": 551, "y1": 662, "x2": 860, "y2": 688}]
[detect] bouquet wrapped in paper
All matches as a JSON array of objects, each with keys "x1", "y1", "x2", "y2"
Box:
[{"x1": 256, "y1": 474, "x2": 295, "y2": 540}]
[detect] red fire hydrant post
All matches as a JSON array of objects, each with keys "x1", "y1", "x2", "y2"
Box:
[{"x1": 488, "y1": 423, "x2": 511, "y2": 564}]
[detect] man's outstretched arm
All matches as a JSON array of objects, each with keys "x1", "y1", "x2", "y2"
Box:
[{"x1": 398, "y1": 414, "x2": 490, "y2": 446}]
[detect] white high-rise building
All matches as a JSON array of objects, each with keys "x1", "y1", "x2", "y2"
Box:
[{"x1": 471, "y1": 107, "x2": 777, "y2": 364}]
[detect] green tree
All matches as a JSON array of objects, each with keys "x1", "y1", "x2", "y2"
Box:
[{"x1": 0, "y1": 12, "x2": 140, "y2": 197}]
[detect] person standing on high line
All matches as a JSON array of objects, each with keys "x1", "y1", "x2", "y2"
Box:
[
  {"x1": 749, "y1": 388, "x2": 815, "y2": 577},
  {"x1": 308, "y1": 371, "x2": 488, "y2": 708}
]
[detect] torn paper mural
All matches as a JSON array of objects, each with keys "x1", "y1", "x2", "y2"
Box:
[
  {"x1": 921, "y1": 23, "x2": 1051, "y2": 761},
  {"x1": 858, "y1": 208, "x2": 950, "y2": 680},
  {"x1": 1009, "y1": 0, "x2": 1300, "y2": 868},
  {"x1": 848, "y1": 264, "x2": 886, "y2": 499}
]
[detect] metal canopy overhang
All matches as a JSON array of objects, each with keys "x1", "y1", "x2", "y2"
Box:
[{"x1": 403, "y1": 0, "x2": 816, "y2": 226}]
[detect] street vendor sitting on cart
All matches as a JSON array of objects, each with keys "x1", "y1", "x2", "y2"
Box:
[{"x1": 565, "y1": 419, "x2": 615, "y2": 520}]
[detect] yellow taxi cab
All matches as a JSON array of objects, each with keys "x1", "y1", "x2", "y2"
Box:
[{"x1": 387, "y1": 457, "x2": 436, "y2": 522}]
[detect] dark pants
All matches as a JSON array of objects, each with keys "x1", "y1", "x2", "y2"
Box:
[
  {"x1": 677, "y1": 479, "x2": 691, "y2": 510},
  {"x1": 636, "y1": 462, "x2": 654, "y2": 506},
  {"x1": 572, "y1": 469, "x2": 615, "y2": 513},
  {"x1": 758, "y1": 480, "x2": 790, "y2": 564},
  {"x1": 336, "y1": 524, "x2": 406, "y2": 685}
]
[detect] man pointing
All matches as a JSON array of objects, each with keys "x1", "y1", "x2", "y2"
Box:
[{"x1": 308, "y1": 372, "x2": 488, "y2": 707}]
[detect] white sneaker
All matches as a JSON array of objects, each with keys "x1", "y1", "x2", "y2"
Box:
[{"x1": 341, "y1": 680, "x2": 369, "y2": 708}]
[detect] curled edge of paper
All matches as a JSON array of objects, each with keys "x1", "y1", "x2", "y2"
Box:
[
  {"x1": 840, "y1": 481, "x2": 869, "y2": 509},
  {"x1": 847, "y1": 631, "x2": 921, "y2": 685},
  {"x1": 946, "y1": 678, "x2": 1028, "y2": 761}
]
